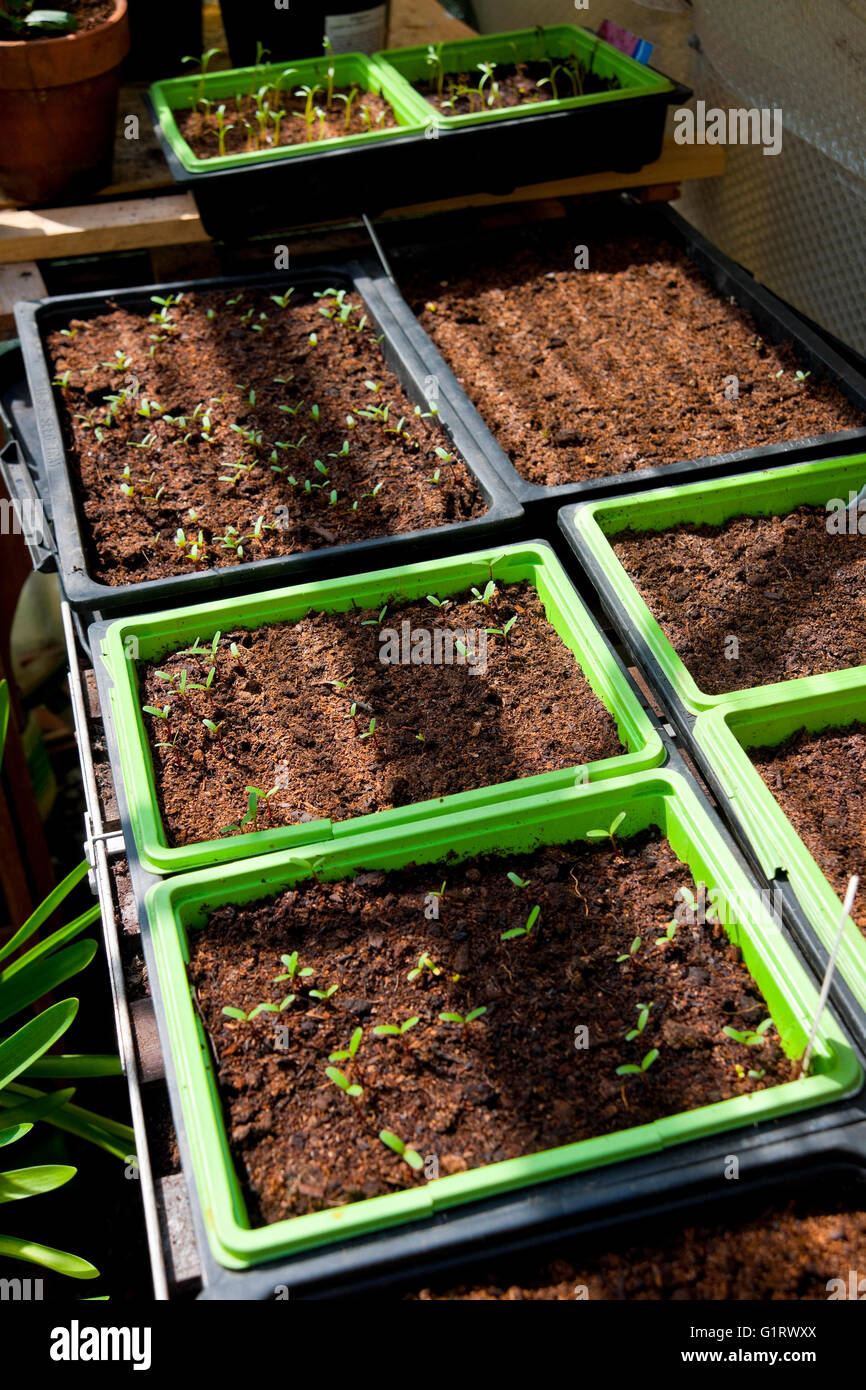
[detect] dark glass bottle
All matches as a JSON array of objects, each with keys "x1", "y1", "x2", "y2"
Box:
[{"x1": 219, "y1": 0, "x2": 391, "y2": 71}]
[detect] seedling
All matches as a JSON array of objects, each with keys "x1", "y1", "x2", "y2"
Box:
[
  {"x1": 485, "y1": 614, "x2": 518, "y2": 652},
  {"x1": 373, "y1": 1016, "x2": 420, "y2": 1038},
  {"x1": 407, "y1": 952, "x2": 440, "y2": 982},
  {"x1": 655, "y1": 920, "x2": 677, "y2": 947},
  {"x1": 439, "y1": 1007, "x2": 487, "y2": 1025},
  {"x1": 616, "y1": 936, "x2": 642, "y2": 964},
  {"x1": 222, "y1": 1001, "x2": 286, "y2": 1022},
  {"x1": 329, "y1": 1027, "x2": 363, "y2": 1063},
  {"x1": 361, "y1": 605, "x2": 388, "y2": 629},
  {"x1": 182, "y1": 47, "x2": 222, "y2": 108},
  {"x1": 616, "y1": 1049, "x2": 659, "y2": 1077},
  {"x1": 586, "y1": 811, "x2": 626, "y2": 851},
  {"x1": 501, "y1": 904, "x2": 540, "y2": 941},
  {"x1": 625, "y1": 1002, "x2": 653, "y2": 1041},
  {"x1": 142, "y1": 703, "x2": 171, "y2": 724},
  {"x1": 325, "y1": 1066, "x2": 362, "y2": 1098},
  {"x1": 202, "y1": 717, "x2": 227, "y2": 755},
  {"x1": 723, "y1": 1019, "x2": 773, "y2": 1047},
  {"x1": 471, "y1": 580, "x2": 498, "y2": 606},
  {"x1": 506, "y1": 871, "x2": 530, "y2": 888},
  {"x1": 379, "y1": 1130, "x2": 424, "y2": 1172},
  {"x1": 221, "y1": 784, "x2": 279, "y2": 834},
  {"x1": 273, "y1": 952, "x2": 314, "y2": 984},
  {"x1": 358, "y1": 717, "x2": 377, "y2": 741},
  {"x1": 309, "y1": 984, "x2": 339, "y2": 1001}
]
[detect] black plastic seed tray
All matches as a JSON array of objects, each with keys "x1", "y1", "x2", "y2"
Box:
[
  {"x1": 11, "y1": 259, "x2": 524, "y2": 618},
  {"x1": 145, "y1": 78, "x2": 690, "y2": 242},
  {"x1": 87, "y1": 614, "x2": 866, "y2": 1297},
  {"x1": 380, "y1": 198, "x2": 866, "y2": 517}
]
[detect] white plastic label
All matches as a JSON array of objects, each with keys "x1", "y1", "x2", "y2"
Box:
[{"x1": 325, "y1": 5, "x2": 387, "y2": 54}]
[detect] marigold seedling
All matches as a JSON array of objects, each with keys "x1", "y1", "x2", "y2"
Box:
[
  {"x1": 616, "y1": 1048, "x2": 659, "y2": 1077},
  {"x1": 586, "y1": 811, "x2": 627, "y2": 850},
  {"x1": 625, "y1": 1002, "x2": 653, "y2": 1041},
  {"x1": 273, "y1": 951, "x2": 314, "y2": 984},
  {"x1": 373, "y1": 1016, "x2": 419, "y2": 1038},
  {"x1": 501, "y1": 904, "x2": 540, "y2": 941},
  {"x1": 309, "y1": 984, "x2": 339, "y2": 1001},
  {"x1": 407, "y1": 952, "x2": 440, "y2": 982},
  {"x1": 379, "y1": 1129, "x2": 424, "y2": 1171},
  {"x1": 656, "y1": 920, "x2": 677, "y2": 946},
  {"x1": 616, "y1": 936, "x2": 641, "y2": 964},
  {"x1": 329, "y1": 1027, "x2": 363, "y2": 1063},
  {"x1": 439, "y1": 1007, "x2": 486, "y2": 1025},
  {"x1": 723, "y1": 1019, "x2": 773, "y2": 1047},
  {"x1": 325, "y1": 1066, "x2": 362, "y2": 1098}
]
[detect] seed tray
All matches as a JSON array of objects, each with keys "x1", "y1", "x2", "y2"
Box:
[{"x1": 11, "y1": 259, "x2": 524, "y2": 619}]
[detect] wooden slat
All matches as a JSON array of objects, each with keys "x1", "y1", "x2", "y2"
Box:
[
  {"x1": 0, "y1": 140, "x2": 723, "y2": 267},
  {"x1": 0, "y1": 194, "x2": 208, "y2": 264},
  {"x1": 0, "y1": 262, "x2": 46, "y2": 335}
]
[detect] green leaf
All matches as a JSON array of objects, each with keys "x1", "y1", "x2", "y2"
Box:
[
  {"x1": 0, "y1": 1124, "x2": 31, "y2": 1148},
  {"x1": 0, "y1": 1233, "x2": 97, "y2": 1279},
  {"x1": 22, "y1": 1054, "x2": 121, "y2": 1079},
  {"x1": 403, "y1": 1147, "x2": 424, "y2": 1172},
  {"x1": 1, "y1": 904, "x2": 100, "y2": 981},
  {"x1": 0, "y1": 679, "x2": 9, "y2": 765},
  {"x1": 0, "y1": 1084, "x2": 134, "y2": 1160},
  {"x1": 0, "y1": 858, "x2": 90, "y2": 965},
  {"x1": 378, "y1": 1129, "x2": 404, "y2": 1155},
  {"x1": 0, "y1": 941, "x2": 97, "y2": 1026},
  {"x1": 0, "y1": 1164, "x2": 76, "y2": 1203},
  {"x1": 0, "y1": 1088, "x2": 75, "y2": 1130},
  {"x1": 0, "y1": 999, "x2": 78, "y2": 1089}
]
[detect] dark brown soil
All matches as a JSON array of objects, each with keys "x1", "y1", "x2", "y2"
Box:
[
  {"x1": 407, "y1": 1195, "x2": 866, "y2": 1299},
  {"x1": 139, "y1": 582, "x2": 624, "y2": 846},
  {"x1": 415, "y1": 57, "x2": 618, "y2": 116},
  {"x1": 188, "y1": 832, "x2": 791, "y2": 1227},
  {"x1": 178, "y1": 89, "x2": 396, "y2": 160},
  {"x1": 47, "y1": 287, "x2": 483, "y2": 586},
  {"x1": 1, "y1": 0, "x2": 114, "y2": 40},
  {"x1": 612, "y1": 506, "x2": 866, "y2": 695},
  {"x1": 752, "y1": 723, "x2": 866, "y2": 934},
  {"x1": 404, "y1": 232, "x2": 862, "y2": 485}
]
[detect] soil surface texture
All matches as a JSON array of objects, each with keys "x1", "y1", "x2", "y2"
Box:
[
  {"x1": 188, "y1": 831, "x2": 791, "y2": 1227},
  {"x1": 612, "y1": 505, "x2": 866, "y2": 695},
  {"x1": 753, "y1": 722, "x2": 866, "y2": 934},
  {"x1": 47, "y1": 286, "x2": 482, "y2": 586},
  {"x1": 404, "y1": 230, "x2": 861, "y2": 485},
  {"x1": 140, "y1": 582, "x2": 624, "y2": 846},
  {"x1": 406, "y1": 1195, "x2": 866, "y2": 1299},
  {"x1": 179, "y1": 89, "x2": 396, "y2": 159}
]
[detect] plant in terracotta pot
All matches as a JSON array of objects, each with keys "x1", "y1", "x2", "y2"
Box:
[{"x1": 0, "y1": 0, "x2": 130, "y2": 204}]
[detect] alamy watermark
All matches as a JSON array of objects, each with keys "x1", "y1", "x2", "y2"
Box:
[
  {"x1": 674, "y1": 100, "x2": 783, "y2": 156},
  {"x1": 379, "y1": 621, "x2": 488, "y2": 675}
]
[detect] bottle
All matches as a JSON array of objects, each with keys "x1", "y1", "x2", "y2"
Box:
[{"x1": 218, "y1": 0, "x2": 391, "y2": 71}]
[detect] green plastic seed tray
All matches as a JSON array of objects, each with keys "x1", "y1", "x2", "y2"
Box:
[
  {"x1": 96, "y1": 541, "x2": 664, "y2": 875},
  {"x1": 562, "y1": 453, "x2": 866, "y2": 718},
  {"x1": 149, "y1": 51, "x2": 426, "y2": 174},
  {"x1": 144, "y1": 769, "x2": 861, "y2": 1270},
  {"x1": 378, "y1": 24, "x2": 676, "y2": 129},
  {"x1": 694, "y1": 668, "x2": 866, "y2": 1017}
]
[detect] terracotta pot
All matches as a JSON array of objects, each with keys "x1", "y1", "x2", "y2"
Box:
[{"x1": 0, "y1": 0, "x2": 130, "y2": 205}]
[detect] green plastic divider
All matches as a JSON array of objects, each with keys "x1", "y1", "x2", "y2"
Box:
[
  {"x1": 149, "y1": 52, "x2": 427, "y2": 174},
  {"x1": 378, "y1": 24, "x2": 674, "y2": 129},
  {"x1": 99, "y1": 541, "x2": 663, "y2": 875},
  {"x1": 567, "y1": 453, "x2": 866, "y2": 716},
  {"x1": 694, "y1": 668, "x2": 866, "y2": 1013},
  {"x1": 144, "y1": 768, "x2": 861, "y2": 1270}
]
